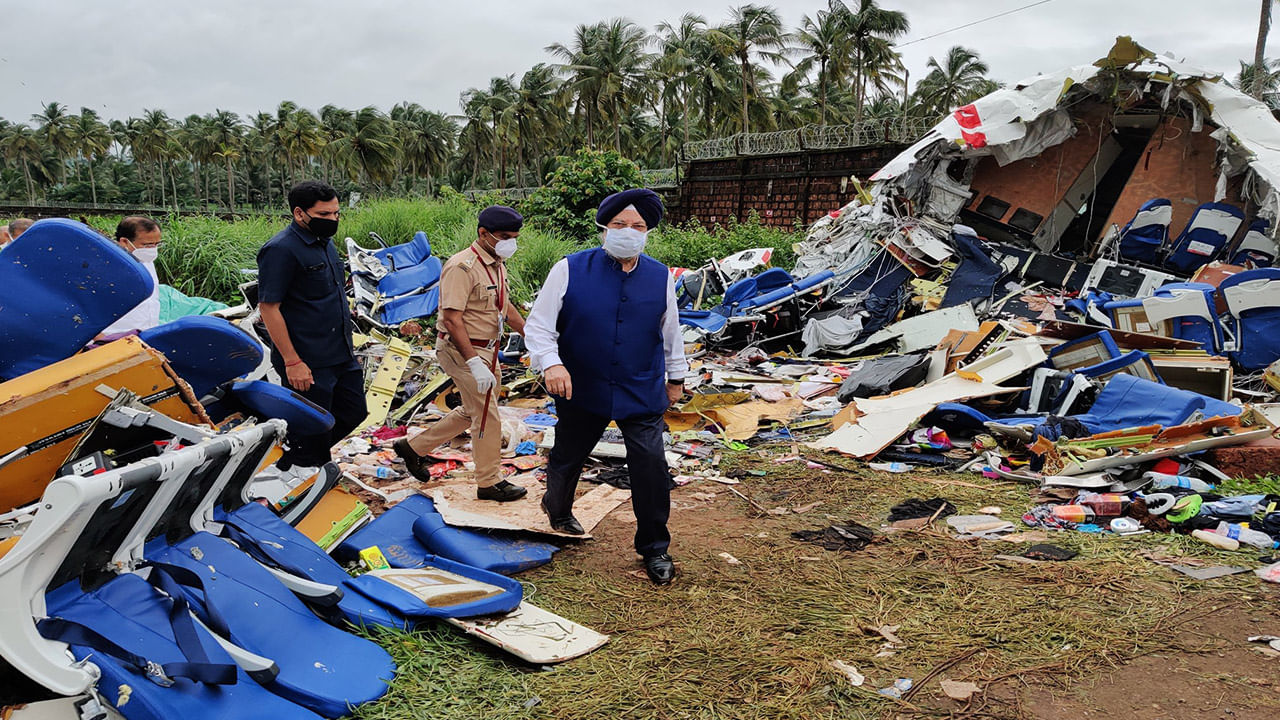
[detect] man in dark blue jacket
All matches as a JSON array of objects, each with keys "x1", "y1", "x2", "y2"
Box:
[
  {"x1": 256, "y1": 180, "x2": 365, "y2": 484},
  {"x1": 524, "y1": 189, "x2": 687, "y2": 584}
]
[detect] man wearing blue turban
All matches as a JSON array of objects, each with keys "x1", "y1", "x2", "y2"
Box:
[{"x1": 524, "y1": 188, "x2": 686, "y2": 584}]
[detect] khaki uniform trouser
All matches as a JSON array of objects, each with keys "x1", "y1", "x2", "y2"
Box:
[{"x1": 407, "y1": 342, "x2": 502, "y2": 488}]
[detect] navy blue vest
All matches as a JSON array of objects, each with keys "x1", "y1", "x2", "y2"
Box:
[{"x1": 557, "y1": 248, "x2": 669, "y2": 419}]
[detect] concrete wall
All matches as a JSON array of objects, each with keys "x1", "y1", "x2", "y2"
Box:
[{"x1": 668, "y1": 144, "x2": 908, "y2": 229}]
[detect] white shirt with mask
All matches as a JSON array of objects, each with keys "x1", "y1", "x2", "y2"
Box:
[{"x1": 102, "y1": 255, "x2": 161, "y2": 335}]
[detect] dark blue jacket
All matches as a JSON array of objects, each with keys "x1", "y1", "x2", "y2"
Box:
[{"x1": 556, "y1": 248, "x2": 668, "y2": 419}]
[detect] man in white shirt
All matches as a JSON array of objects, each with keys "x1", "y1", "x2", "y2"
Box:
[
  {"x1": 100, "y1": 216, "x2": 163, "y2": 337},
  {"x1": 524, "y1": 188, "x2": 686, "y2": 585}
]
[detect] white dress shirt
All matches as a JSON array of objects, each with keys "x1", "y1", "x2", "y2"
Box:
[
  {"x1": 102, "y1": 260, "x2": 161, "y2": 335},
  {"x1": 524, "y1": 256, "x2": 687, "y2": 381}
]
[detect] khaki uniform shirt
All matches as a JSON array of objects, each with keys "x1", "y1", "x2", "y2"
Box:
[{"x1": 438, "y1": 241, "x2": 508, "y2": 343}]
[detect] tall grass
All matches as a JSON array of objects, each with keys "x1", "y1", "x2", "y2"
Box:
[{"x1": 49, "y1": 200, "x2": 800, "y2": 305}]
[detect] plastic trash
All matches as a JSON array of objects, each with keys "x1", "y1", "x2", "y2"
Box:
[
  {"x1": 1256, "y1": 562, "x2": 1280, "y2": 583},
  {"x1": 356, "y1": 464, "x2": 399, "y2": 479},
  {"x1": 1143, "y1": 471, "x2": 1214, "y2": 492},
  {"x1": 1211, "y1": 521, "x2": 1279, "y2": 550},
  {"x1": 877, "y1": 678, "x2": 913, "y2": 698},
  {"x1": 1191, "y1": 528, "x2": 1239, "y2": 551},
  {"x1": 1078, "y1": 492, "x2": 1128, "y2": 519},
  {"x1": 1051, "y1": 505, "x2": 1094, "y2": 523}
]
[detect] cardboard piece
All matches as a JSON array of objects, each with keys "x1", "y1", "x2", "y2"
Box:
[
  {"x1": 0, "y1": 337, "x2": 207, "y2": 511},
  {"x1": 703, "y1": 398, "x2": 805, "y2": 440},
  {"x1": 431, "y1": 479, "x2": 630, "y2": 539},
  {"x1": 444, "y1": 600, "x2": 609, "y2": 664}
]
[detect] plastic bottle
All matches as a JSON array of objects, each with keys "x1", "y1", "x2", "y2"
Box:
[
  {"x1": 1191, "y1": 529, "x2": 1239, "y2": 551},
  {"x1": 355, "y1": 464, "x2": 399, "y2": 479},
  {"x1": 1142, "y1": 471, "x2": 1214, "y2": 493},
  {"x1": 1212, "y1": 521, "x2": 1279, "y2": 550}
]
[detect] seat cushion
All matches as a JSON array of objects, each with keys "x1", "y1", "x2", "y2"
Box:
[
  {"x1": 45, "y1": 574, "x2": 323, "y2": 720},
  {"x1": 0, "y1": 219, "x2": 152, "y2": 380},
  {"x1": 153, "y1": 533, "x2": 395, "y2": 717},
  {"x1": 140, "y1": 317, "x2": 263, "y2": 398}
]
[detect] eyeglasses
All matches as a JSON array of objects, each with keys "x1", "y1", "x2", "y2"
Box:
[{"x1": 604, "y1": 221, "x2": 648, "y2": 232}]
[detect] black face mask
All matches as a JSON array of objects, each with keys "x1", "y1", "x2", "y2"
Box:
[{"x1": 304, "y1": 211, "x2": 339, "y2": 238}]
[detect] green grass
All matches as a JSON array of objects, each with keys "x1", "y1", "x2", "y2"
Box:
[
  {"x1": 348, "y1": 452, "x2": 1276, "y2": 720},
  {"x1": 61, "y1": 198, "x2": 801, "y2": 306}
]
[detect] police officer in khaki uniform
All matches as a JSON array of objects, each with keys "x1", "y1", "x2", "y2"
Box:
[{"x1": 394, "y1": 206, "x2": 528, "y2": 501}]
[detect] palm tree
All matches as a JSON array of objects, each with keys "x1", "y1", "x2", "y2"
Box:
[
  {"x1": 1256, "y1": 1, "x2": 1275, "y2": 99},
  {"x1": 710, "y1": 5, "x2": 788, "y2": 134},
  {"x1": 277, "y1": 103, "x2": 324, "y2": 188},
  {"x1": 1, "y1": 124, "x2": 43, "y2": 200},
  {"x1": 318, "y1": 105, "x2": 355, "y2": 183},
  {"x1": 548, "y1": 23, "x2": 606, "y2": 148},
  {"x1": 1237, "y1": 59, "x2": 1280, "y2": 108},
  {"x1": 655, "y1": 13, "x2": 708, "y2": 153},
  {"x1": 841, "y1": 0, "x2": 909, "y2": 122},
  {"x1": 32, "y1": 101, "x2": 76, "y2": 184},
  {"x1": 132, "y1": 109, "x2": 176, "y2": 206},
  {"x1": 508, "y1": 65, "x2": 561, "y2": 185},
  {"x1": 914, "y1": 46, "x2": 997, "y2": 118},
  {"x1": 392, "y1": 103, "x2": 456, "y2": 194},
  {"x1": 74, "y1": 108, "x2": 112, "y2": 204},
  {"x1": 329, "y1": 107, "x2": 399, "y2": 187},
  {"x1": 206, "y1": 110, "x2": 245, "y2": 209},
  {"x1": 789, "y1": 6, "x2": 852, "y2": 125},
  {"x1": 457, "y1": 90, "x2": 495, "y2": 190}
]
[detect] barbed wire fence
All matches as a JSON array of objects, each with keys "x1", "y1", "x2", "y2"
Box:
[{"x1": 682, "y1": 118, "x2": 935, "y2": 161}]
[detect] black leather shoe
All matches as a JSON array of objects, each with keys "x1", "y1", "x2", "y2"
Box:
[
  {"x1": 392, "y1": 439, "x2": 431, "y2": 482},
  {"x1": 477, "y1": 480, "x2": 528, "y2": 502},
  {"x1": 541, "y1": 498, "x2": 585, "y2": 535},
  {"x1": 643, "y1": 554, "x2": 675, "y2": 585}
]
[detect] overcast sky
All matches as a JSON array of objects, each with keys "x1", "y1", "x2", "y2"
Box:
[{"x1": 0, "y1": 0, "x2": 1269, "y2": 123}]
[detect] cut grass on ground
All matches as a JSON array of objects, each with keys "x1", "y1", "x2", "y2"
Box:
[{"x1": 351, "y1": 449, "x2": 1280, "y2": 720}]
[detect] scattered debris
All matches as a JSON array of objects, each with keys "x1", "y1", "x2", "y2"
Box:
[
  {"x1": 791, "y1": 522, "x2": 877, "y2": 552},
  {"x1": 829, "y1": 660, "x2": 865, "y2": 687},
  {"x1": 939, "y1": 679, "x2": 981, "y2": 702}
]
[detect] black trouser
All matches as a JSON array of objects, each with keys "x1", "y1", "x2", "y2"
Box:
[
  {"x1": 544, "y1": 402, "x2": 670, "y2": 557},
  {"x1": 273, "y1": 358, "x2": 367, "y2": 468}
]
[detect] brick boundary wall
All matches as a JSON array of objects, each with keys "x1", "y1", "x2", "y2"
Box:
[{"x1": 666, "y1": 143, "x2": 909, "y2": 230}]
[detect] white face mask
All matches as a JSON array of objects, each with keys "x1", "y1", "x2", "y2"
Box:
[
  {"x1": 602, "y1": 227, "x2": 648, "y2": 259},
  {"x1": 131, "y1": 247, "x2": 159, "y2": 264},
  {"x1": 494, "y1": 238, "x2": 518, "y2": 258}
]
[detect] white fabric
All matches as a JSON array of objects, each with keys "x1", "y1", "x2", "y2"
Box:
[
  {"x1": 524, "y1": 257, "x2": 687, "y2": 380},
  {"x1": 102, "y1": 260, "x2": 160, "y2": 335},
  {"x1": 801, "y1": 315, "x2": 864, "y2": 357}
]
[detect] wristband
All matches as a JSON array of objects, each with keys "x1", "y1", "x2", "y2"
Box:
[{"x1": 285, "y1": 359, "x2": 304, "y2": 368}]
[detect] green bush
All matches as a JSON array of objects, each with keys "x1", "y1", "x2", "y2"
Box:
[
  {"x1": 646, "y1": 212, "x2": 797, "y2": 271},
  {"x1": 522, "y1": 149, "x2": 644, "y2": 240}
]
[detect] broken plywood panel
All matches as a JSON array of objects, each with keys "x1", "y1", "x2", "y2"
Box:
[{"x1": 431, "y1": 479, "x2": 630, "y2": 539}]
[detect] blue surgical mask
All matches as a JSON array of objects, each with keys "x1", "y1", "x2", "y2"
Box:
[{"x1": 602, "y1": 227, "x2": 648, "y2": 259}]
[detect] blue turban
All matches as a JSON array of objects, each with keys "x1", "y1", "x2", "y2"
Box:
[
  {"x1": 478, "y1": 205, "x2": 523, "y2": 232},
  {"x1": 596, "y1": 188, "x2": 664, "y2": 229}
]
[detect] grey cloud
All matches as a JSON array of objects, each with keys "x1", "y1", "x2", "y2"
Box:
[{"x1": 0, "y1": 0, "x2": 1268, "y2": 122}]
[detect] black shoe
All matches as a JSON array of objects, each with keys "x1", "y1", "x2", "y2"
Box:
[
  {"x1": 643, "y1": 554, "x2": 675, "y2": 585},
  {"x1": 477, "y1": 480, "x2": 528, "y2": 502},
  {"x1": 540, "y1": 498, "x2": 584, "y2": 535},
  {"x1": 392, "y1": 439, "x2": 432, "y2": 482}
]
